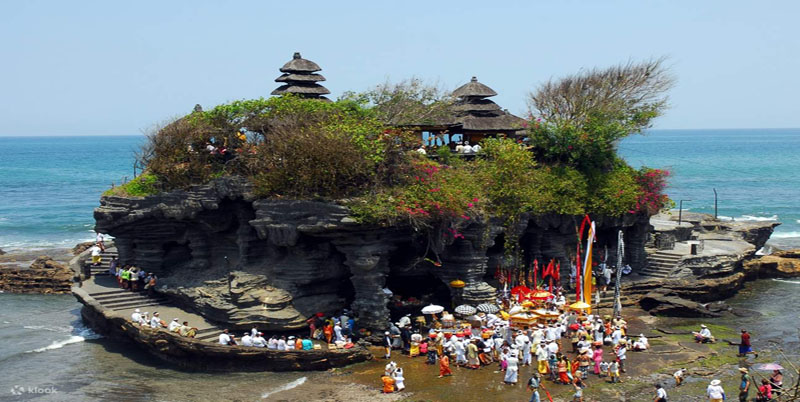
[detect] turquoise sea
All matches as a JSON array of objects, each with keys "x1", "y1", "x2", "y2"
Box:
[{"x1": 1, "y1": 129, "x2": 798, "y2": 251}]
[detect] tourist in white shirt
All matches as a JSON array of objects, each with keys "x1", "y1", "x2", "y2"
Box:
[
  {"x1": 706, "y1": 379, "x2": 725, "y2": 402},
  {"x1": 241, "y1": 333, "x2": 253, "y2": 347},
  {"x1": 131, "y1": 309, "x2": 142, "y2": 323},
  {"x1": 277, "y1": 336, "x2": 287, "y2": 351},
  {"x1": 218, "y1": 329, "x2": 232, "y2": 345},
  {"x1": 267, "y1": 336, "x2": 278, "y2": 349},
  {"x1": 168, "y1": 318, "x2": 181, "y2": 332},
  {"x1": 149, "y1": 312, "x2": 163, "y2": 328},
  {"x1": 251, "y1": 333, "x2": 266, "y2": 348},
  {"x1": 654, "y1": 383, "x2": 667, "y2": 402}
]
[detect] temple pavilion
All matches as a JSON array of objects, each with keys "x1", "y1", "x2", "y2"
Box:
[{"x1": 411, "y1": 76, "x2": 528, "y2": 148}]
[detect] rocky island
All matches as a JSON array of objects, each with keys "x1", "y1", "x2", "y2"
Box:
[{"x1": 67, "y1": 54, "x2": 800, "y2": 385}]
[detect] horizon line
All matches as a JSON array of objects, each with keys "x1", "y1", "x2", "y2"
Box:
[{"x1": 1, "y1": 127, "x2": 800, "y2": 138}]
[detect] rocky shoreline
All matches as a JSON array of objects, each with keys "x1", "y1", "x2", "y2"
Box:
[{"x1": 72, "y1": 284, "x2": 373, "y2": 372}]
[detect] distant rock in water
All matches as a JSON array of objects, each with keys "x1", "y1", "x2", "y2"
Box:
[
  {"x1": 744, "y1": 249, "x2": 800, "y2": 277},
  {"x1": 72, "y1": 241, "x2": 95, "y2": 255},
  {"x1": 0, "y1": 255, "x2": 73, "y2": 294},
  {"x1": 0, "y1": 248, "x2": 5, "y2": 255}
]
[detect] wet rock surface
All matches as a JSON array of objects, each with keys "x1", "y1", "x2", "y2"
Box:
[{"x1": 0, "y1": 255, "x2": 73, "y2": 293}]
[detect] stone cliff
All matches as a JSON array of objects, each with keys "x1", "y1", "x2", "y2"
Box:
[{"x1": 94, "y1": 177, "x2": 651, "y2": 333}]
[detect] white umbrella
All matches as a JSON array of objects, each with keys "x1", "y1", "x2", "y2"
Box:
[
  {"x1": 476, "y1": 303, "x2": 500, "y2": 314},
  {"x1": 454, "y1": 305, "x2": 477, "y2": 316},
  {"x1": 421, "y1": 304, "x2": 444, "y2": 315}
]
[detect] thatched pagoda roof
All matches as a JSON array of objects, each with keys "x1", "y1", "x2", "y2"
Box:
[
  {"x1": 272, "y1": 52, "x2": 330, "y2": 100},
  {"x1": 275, "y1": 73, "x2": 326, "y2": 83},
  {"x1": 271, "y1": 84, "x2": 331, "y2": 96},
  {"x1": 452, "y1": 76, "x2": 498, "y2": 98},
  {"x1": 457, "y1": 113, "x2": 527, "y2": 132},
  {"x1": 279, "y1": 52, "x2": 322, "y2": 73},
  {"x1": 452, "y1": 98, "x2": 502, "y2": 113}
]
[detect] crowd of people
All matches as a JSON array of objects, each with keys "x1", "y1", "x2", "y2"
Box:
[{"x1": 376, "y1": 289, "x2": 652, "y2": 401}]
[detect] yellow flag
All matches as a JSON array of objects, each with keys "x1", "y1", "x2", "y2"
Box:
[{"x1": 583, "y1": 222, "x2": 595, "y2": 314}]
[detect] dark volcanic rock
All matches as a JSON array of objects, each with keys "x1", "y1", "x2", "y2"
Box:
[
  {"x1": 639, "y1": 291, "x2": 721, "y2": 318},
  {"x1": 93, "y1": 176, "x2": 650, "y2": 334}
]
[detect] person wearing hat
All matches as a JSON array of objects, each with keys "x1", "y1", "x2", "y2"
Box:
[
  {"x1": 504, "y1": 348, "x2": 519, "y2": 384},
  {"x1": 739, "y1": 367, "x2": 752, "y2": 401},
  {"x1": 707, "y1": 379, "x2": 726, "y2": 402},
  {"x1": 467, "y1": 338, "x2": 480, "y2": 369},
  {"x1": 695, "y1": 324, "x2": 713, "y2": 343},
  {"x1": 241, "y1": 332, "x2": 253, "y2": 347},
  {"x1": 285, "y1": 336, "x2": 296, "y2": 350},
  {"x1": 379, "y1": 330, "x2": 393, "y2": 359},
  {"x1": 168, "y1": 318, "x2": 181, "y2": 332},
  {"x1": 252, "y1": 333, "x2": 266, "y2": 348}
]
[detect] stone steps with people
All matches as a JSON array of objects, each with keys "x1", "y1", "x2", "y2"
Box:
[{"x1": 85, "y1": 250, "x2": 119, "y2": 276}]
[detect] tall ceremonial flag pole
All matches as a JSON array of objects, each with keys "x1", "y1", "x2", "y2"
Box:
[
  {"x1": 582, "y1": 221, "x2": 595, "y2": 313},
  {"x1": 613, "y1": 230, "x2": 625, "y2": 317}
]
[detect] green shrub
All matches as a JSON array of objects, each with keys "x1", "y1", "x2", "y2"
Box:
[{"x1": 104, "y1": 173, "x2": 160, "y2": 197}]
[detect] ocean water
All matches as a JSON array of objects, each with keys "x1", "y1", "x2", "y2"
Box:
[
  {"x1": 619, "y1": 128, "x2": 800, "y2": 249},
  {"x1": 1, "y1": 130, "x2": 797, "y2": 252},
  {"x1": 0, "y1": 136, "x2": 144, "y2": 251}
]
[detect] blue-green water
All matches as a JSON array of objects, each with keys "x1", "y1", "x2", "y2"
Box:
[
  {"x1": 1, "y1": 130, "x2": 798, "y2": 251},
  {"x1": 620, "y1": 128, "x2": 800, "y2": 249},
  {"x1": 0, "y1": 136, "x2": 143, "y2": 250}
]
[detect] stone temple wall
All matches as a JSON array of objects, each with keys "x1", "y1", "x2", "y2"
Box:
[{"x1": 94, "y1": 177, "x2": 651, "y2": 333}]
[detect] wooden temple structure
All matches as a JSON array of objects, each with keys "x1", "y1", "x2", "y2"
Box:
[
  {"x1": 410, "y1": 76, "x2": 528, "y2": 148},
  {"x1": 271, "y1": 52, "x2": 331, "y2": 101}
]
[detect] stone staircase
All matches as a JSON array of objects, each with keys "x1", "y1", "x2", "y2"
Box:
[
  {"x1": 639, "y1": 251, "x2": 683, "y2": 278},
  {"x1": 81, "y1": 248, "x2": 223, "y2": 343},
  {"x1": 84, "y1": 249, "x2": 118, "y2": 277},
  {"x1": 87, "y1": 287, "x2": 171, "y2": 311}
]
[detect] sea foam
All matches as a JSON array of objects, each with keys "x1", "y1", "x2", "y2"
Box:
[
  {"x1": 770, "y1": 231, "x2": 800, "y2": 239},
  {"x1": 26, "y1": 335, "x2": 86, "y2": 353},
  {"x1": 261, "y1": 377, "x2": 307, "y2": 399}
]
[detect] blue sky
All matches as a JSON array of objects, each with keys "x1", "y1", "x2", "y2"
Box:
[{"x1": 1, "y1": 1, "x2": 798, "y2": 136}]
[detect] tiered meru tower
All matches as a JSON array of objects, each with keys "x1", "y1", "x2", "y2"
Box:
[{"x1": 271, "y1": 52, "x2": 330, "y2": 101}]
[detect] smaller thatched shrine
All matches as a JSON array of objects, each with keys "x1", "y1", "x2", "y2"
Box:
[
  {"x1": 271, "y1": 52, "x2": 330, "y2": 101},
  {"x1": 448, "y1": 76, "x2": 527, "y2": 145}
]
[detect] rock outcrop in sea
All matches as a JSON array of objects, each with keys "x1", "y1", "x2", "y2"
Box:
[
  {"x1": 94, "y1": 177, "x2": 651, "y2": 333},
  {"x1": 0, "y1": 255, "x2": 73, "y2": 294}
]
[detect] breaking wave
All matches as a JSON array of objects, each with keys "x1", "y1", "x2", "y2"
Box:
[
  {"x1": 26, "y1": 335, "x2": 86, "y2": 353},
  {"x1": 717, "y1": 214, "x2": 778, "y2": 222},
  {"x1": 261, "y1": 377, "x2": 307, "y2": 399},
  {"x1": 771, "y1": 231, "x2": 800, "y2": 239}
]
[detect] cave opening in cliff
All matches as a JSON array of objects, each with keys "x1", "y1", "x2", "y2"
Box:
[{"x1": 385, "y1": 272, "x2": 452, "y2": 320}]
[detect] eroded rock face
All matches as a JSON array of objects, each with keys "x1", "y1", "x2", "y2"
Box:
[
  {"x1": 744, "y1": 249, "x2": 800, "y2": 278},
  {"x1": 0, "y1": 256, "x2": 72, "y2": 294},
  {"x1": 94, "y1": 177, "x2": 649, "y2": 334}
]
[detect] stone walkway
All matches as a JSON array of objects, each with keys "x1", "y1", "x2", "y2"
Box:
[{"x1": 81, "y1": 248, "x2": 222, "y2": 343}]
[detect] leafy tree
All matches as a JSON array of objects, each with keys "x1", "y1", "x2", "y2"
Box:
[
  {"x1": 341, "y1": 78, "x2": 455, "y2": 126},
  {"x1": 527, "y1": 58, "x2": 674, "y2": 170}
]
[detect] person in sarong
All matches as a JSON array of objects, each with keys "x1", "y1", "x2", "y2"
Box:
[
  {"x1": 438, "y1": 353, "x2": 453, "y2": 378},
  {"x1": 504, "y1": 351, "x2": 519, "y2": 384},
  {"x1": 467, "y1": 339, "x2": 480, "y2": 369}
]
